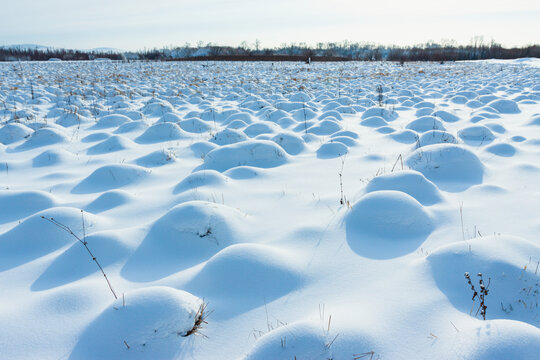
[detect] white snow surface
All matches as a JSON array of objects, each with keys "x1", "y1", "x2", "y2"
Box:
[{"x1": 0, "y1": 60, "x2": 539, "y2": 359}]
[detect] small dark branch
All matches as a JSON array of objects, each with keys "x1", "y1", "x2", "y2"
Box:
[
  {"x1": 41, "y1": 213, "x2": 118, "y2": 300},
  {"x1": 339, "y1": 157, "x2": 345, "y2": 205},
  {"x1": 123, "y1": 340, "x2": 130, "y2": 350},
  {"x1": 391, "y1": 154, "x2": 403, "y2": 172},
  {"x1": 199, "y1": 227, "x2": 212, "y2": 238},
  {"x1": 353, "y1": 351, "x2": 378, "y2": 360}
]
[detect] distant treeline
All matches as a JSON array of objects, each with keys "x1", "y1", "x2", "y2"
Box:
[
  {"x1": 1, "y1": 41, "x2": 539, "y2": 62},
  {"x1": 0, "y1": 48, "x2": 125, "y2": 62}
]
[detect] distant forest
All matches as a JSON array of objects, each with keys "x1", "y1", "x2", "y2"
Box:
[{"x1": 1, "y1": 40, "x2": 538, "y2": 62}]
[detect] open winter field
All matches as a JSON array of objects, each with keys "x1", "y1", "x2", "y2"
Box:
[{"x1": 0, "y1": 59, "x2": 539, "y2": 359}]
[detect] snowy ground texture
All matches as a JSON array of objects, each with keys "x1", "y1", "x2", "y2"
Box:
[{"x1": 1, "y1": 59, "x2": 540, "y2": 360}]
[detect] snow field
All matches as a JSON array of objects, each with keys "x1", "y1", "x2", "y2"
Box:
[{"x1": 0, "y1": 59, "x2": 539, "y2": 359}]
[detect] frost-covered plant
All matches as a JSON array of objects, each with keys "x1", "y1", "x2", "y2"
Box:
[{"x1": 464, "y1": 272, "x2": 490, "y2": 320}]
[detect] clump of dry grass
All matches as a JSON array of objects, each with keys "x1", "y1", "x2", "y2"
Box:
[{"x1": 181, "y1": 301, "x2": 212, "y2": 338}]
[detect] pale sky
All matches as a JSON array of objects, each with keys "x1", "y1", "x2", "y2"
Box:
[{"x1": 2, "y1": 0, "x2": 539, "y2": 50}]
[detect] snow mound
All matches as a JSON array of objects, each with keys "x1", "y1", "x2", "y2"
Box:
[
  {"x1": 330, "y1": 136, "x2": 356, "y2": 146},
  {"x1": 56, "y1": 113, "x2": 92, "y2": 127},
  {"x1": 209, "y1": 128, "x2": 248, "y2": 146},
  {"x1": 135, "y1": 123, "x2": 186, "y2": 144},
  {"x1": 0, "y1": 123, "x2": 33, "y2": 145},
  {"x1": 277, "y1": 116, "x2": 296, "y2": 129},
  {"x1": 450, "y1": 320, "x2": 540, "y2": 360},
  {"x1": 69, "y1": 287, "x2": 202, "y2": 360},
  {"x1": 179, "y1": 118, "x2": 212, "y2": 133},
  {"x1": 427, "y1": 236, "x2": 540, "y2": 326},
  {"x1": 32, "y1": 148, "x2": 76, "y2": 167},
  {"x1": 157, "y1": 112, "x2": 182, "y2": 123},
  {"x1": 406, "y1": 116, "x2": 446, "y2": 133},
  {"x1": 528, "y1": 115, "x2": 540, "y2": 126},
  {"x1": 307, "y1": 119, "x2": 342, "y2": 135},
  {"x1": 488, "y1": 99, "x2": 521, "y2": 114},
  {"x1": 432, "y1": 110, "x2": 460, "y2": 123},
  {"x1": 0, "y1": 207, "x2": 101, "y2": 271},
  {"x1": 190, "y1": 141, "x2": 217, "y2": 158},
  {"x1": 0, "y1": 190, "x2": 57, "y2": 224},
  {"x1": 362, "y1": 107, "x2": 398, "y2": 121},
  {"x1": 316, "y1": 142, "x2": 348, "y2": 159},
  {"x1": 406, "y1": 144, "x2": 484, "y2": 191},
  {"x1": 418, "y1": 130, "x2": 457, "y2": 147},
  {"x1": 141, "y1": 100, "x2": 175, "y2": 116},
  {"x1": 365, "y1": 171, "x2": 442, "y2": 205},
  {"x1": 485, "y1": 143, "x2": 517, "y2": 157},
  {"x1": 92, "y1": 114, "x2": 132, "y2": 129},
  {"x1": 360, "y1": 116, "x2": 387, "y2": 128},
  {"x1": 173, "y1": 170, "x2": 228, "y2": 194},
  {"x1": 244, "y1": 122, "x2": 280, "y2": 138},
  {"x1": 122, "y1": 201, "x2": 246, "y2": 281},
  {"x1": 318, "y1": 110, "x2": 343, "y2": 121},
  {"x1": 16, "y1": 127, "x2": 68, "y2": 150},
  {"x1": 32, "y1": 231, "x2": 132, "y2": 290},
  {"x1": 390, "y1": 129, "x2": 418, "y2": 144},
  {"x1": 134, "y1": 149, "x2": 176, "y2": 168},
  {"x1": 224, "y1": 166, "x2": 260, "y2": 180},
  {"x1": 458, "y1": 125, "x2": 496, "y2": 145},
  {"x1": 187, "y1": 244, "x2": 303, "y2": 313},
  {"x1": 203, "y1": 140, "x2": 289, "y2": 172},
  {"x1": 72, "y1": 164, "x2": 150, "y2": 193},
  {"x1": 243, "y1": 320, "x2": 332, "y2": 360},
  {"x1": 292, "y1": 107, "x2": 318, "y2": 122},
  {"x1": 87, "y1": 135, "x2": 135, "y2": 155},
  {"x1": 346, "y1": 191, "x2": 433, "y2": 258},
  {"x1": 113, "y1": 120, "x2": 148, "y2": 134},
  {"x1": 85, "y1": 190, "x2": 133, "y2": 213},
  {"x1": 81, "y1": 132, "x2": 109, "y2": 143},
  {"x1": 271, "y1": 132, "x2": 306, "y2": 155}
]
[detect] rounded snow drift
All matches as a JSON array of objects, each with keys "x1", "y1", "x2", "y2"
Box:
[
  {"x1": 16, "y1": 127, "x2": 68, "y2": 150},
  {"x1": 458, "y1": 125, "x2": 495, "y2": 145},
  {"x1": 32, "y1": 149, "x2": 76, "y2": 167},
  {"x1": 427, "y1": 235, "x2": 540, "y2": 326},
  {"x1": 0, "y1": 123, "x2": 33, "y2": 145},
  {"x1": 187, "y1": 244, "x2": 303, "y2": 314},
  {"x1": 346, "y1": 191, "x2": 433, "y2": 258},
  {"x1": 134, "y1": 149, "x2": 176, "y2": 168},
  {"x1": 485, "y1": 143, "x2": 516, "y2": 157},
  {"x1": 203, "y1": 140, "x2": 289, "y2": 172},
  {"x1": 316, "y1": 142, "x2": 348, "y2": 159},
  {"x1": 405, "y1": 144, "x2": 483, "y2": 192},
  {"x1": 69, "y1": 287, "x2": 202, "y2": 360},
  {"x1": 173, "y1": 170, "x2": 228, "y2": 194},
  {"x1": 135, "y1": 122, "x2": 186, "y2": 144},
  {"x1": 0, "y1": 207, "x2": 102, "y2": 271},
  {"x1": 487, "y1": 99, "x2": 520, "y2": 114},
  {"x1": 122, "y1": 201, "x2": 246, "y2": 281},
  {"x1": 418, "y1": 130, "x2": 457, "y2": 147},
  {"x1": 271, "y1": 132, "x2": 306, "y2": 155},
  {"x1": 72, "y1": 164, "x2": 150, "y2": 194},
  {"x1": 87, "y1": 135, "x2": 135, "y2": 155},
  {"x1": 93, "y1": 114, "x2": 132, "y2": 129},
  {"x1": 85, "y1": 190, "x2": 133, "y2": 213},
  {"x1": 209, "y1": 128, "x2": 248, "y2": 146},
  {"x1": 406, "y1": 116, "x2": 445, "y2": 133},
  {"x1": 0, "y1": 190, "x2": 56, "y2": 224},
  {"x1": 365, "y1": 171, "x2": 442, "y2": 205}
]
